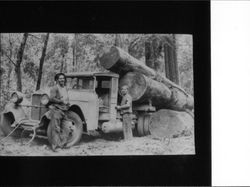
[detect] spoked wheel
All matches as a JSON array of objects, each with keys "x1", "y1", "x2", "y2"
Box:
[
  {"x1": 47, "y1": 111, "x2": 83, "y2": 148},
  {"x1": 137, "y1": 113, "x2": 152, "y2": 136},
  {"x1": 0, "y1": 112, "x2": 22, "y2": 137}
]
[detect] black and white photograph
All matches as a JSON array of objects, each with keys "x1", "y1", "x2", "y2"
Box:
[
  {"x1": 0, "y1": 2, "x2": 211, "y2": 186},
  {"x1": 0, "y1": 33, "x2": 194, "y2": 156}
]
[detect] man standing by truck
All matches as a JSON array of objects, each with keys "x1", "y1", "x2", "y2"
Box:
[
  {"x1": 116, "y1": 85, "x2": 133, "y2": 140},
  {"x1": 49, "y1": 72, "x2": 70, "y2": 151}
]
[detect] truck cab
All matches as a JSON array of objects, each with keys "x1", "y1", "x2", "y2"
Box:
[{"x1": 65, "y1": 72, "x2": 119, "y2": 132}]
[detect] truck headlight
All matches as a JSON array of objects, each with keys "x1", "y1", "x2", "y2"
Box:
[
  {"x1": 41, "y1": 94, "x2": 49, "y2": 105},
  {"x1": 10, "y1": 92, "x2": 23, "y2": 104}
]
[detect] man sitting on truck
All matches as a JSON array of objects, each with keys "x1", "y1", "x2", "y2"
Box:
[
  {"x1": 116, "y1": 85, "x2": 133, "y2": 140},
  {"x1": 49, "y1": 72, "x2": 70, "y2": 151}
]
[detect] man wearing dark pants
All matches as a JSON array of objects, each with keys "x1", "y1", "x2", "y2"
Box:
[
  {"x1": 116, "y1": 85, "x2": 133, "y2": 140},
  {"x1": 49, "y1": 72, "x2": 70, "y2": 150}
]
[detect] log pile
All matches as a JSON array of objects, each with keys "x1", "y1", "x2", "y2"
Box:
[{"x1": 100, "y1": 46, "x2": 194, "y2": 112}]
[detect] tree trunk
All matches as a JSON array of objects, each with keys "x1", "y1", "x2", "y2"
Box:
[
  {"x1": 72, "y1": 42, "x2": 75, "y2": 69},
  {"x1": 145, "y1": 41, "x2": 154, "y2": 69},
  {"x1": 172, "y1": 34, "x2": 179, "y2": 85},
  {"x1": 164, "y1": 35, "x2": 179, "y2": 84},
  {"x1": 100, "y1": 46, "x2": 194, "y2": 110},
  {"x1": 36, "y1": 33, "x2": 50, "y2": 91},
  {"x1": 164, "y1": 35, "x2": 180, "y2": 85},
  {"x1": 0, "y1": 38, "x2": 2, "y2": 106},
  {"x1": 73, "y1": 33, "x2": 77, "y2": 72},
  {"x1": 60, "y1": 54, "x2": 65, "y2": 73},
  {"x1": 119, "y1": 72, "x2": 192, "y2": 111},
  {"x1": 145, "y1": 37, "x2": 165, "y2": 77},
  {"x1": 114, "y1": 34, "x2": 123, "y2": 49},
  {"x1": 15, "y1": 33, "x2": 28, "y2": 92},
  {"x1": 7, "y1": 37, "x2": 13, "y2": 97},
  {"x1": 164, "y1": 43, "x2": 170, "y2": 79}
]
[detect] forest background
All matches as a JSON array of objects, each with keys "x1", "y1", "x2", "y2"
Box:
[{"x1": 0, "y1": 33, "x2": 193, "y2": 111}]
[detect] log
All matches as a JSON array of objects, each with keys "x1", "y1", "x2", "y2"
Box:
[
  {"x1": 149, "y1": 109, "x2": 194, "y2": 139},
  {"x1": 100, "y1": 46, "x2": 194, "y2": 110},
  {"x1": 119, "y1": 72, "x2": 173, "y2": 110},
  {"x1": 119, "y1": 72, "x2": 193, "y2": 111},
  {"x1": 100, "y1": 46, "x2": 156, "y2": 77}
]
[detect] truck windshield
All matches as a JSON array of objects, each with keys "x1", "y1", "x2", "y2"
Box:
[{"x1": 66, "y1": 77, "x2": 95, "y2": 91}]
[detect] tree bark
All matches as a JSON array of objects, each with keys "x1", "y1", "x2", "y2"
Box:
[
  {"x1": 100, "y1": 46, "x2": 194, "y2": 110},
  {"x1": 15, "y1": 33, "x2": 28, "y2": 92},
  {"x1": 36, "y1": 33, "x2": 50, "y2": 91}
]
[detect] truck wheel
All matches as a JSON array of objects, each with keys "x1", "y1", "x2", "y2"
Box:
[
  {"x1": 137, "y1": 113, "x2": 151, "y2": 136},
  {"x1": 0, "y1": 112, "x2": 21, "y2": 137},
  {"x1": 47, "y1": 111, "x2": 83, "y2": 148}
]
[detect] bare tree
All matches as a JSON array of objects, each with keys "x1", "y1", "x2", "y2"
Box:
[
  {"x1": 15, "y1": 33, "x2": 28, "y2": 92},
  {"x1": 36, "y1": 33, "x2": 50, "y2": 90},
  {"x1": 6, "y1": 34, "x2": 14, "y2": 95}
]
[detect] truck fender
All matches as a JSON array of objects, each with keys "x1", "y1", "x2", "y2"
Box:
[
  {"x1": 3, "y1": 103, "x2": 28, "y2": 123},
  {"x1": 69, "y1": 105, "x2": 86, "y2": 131}
]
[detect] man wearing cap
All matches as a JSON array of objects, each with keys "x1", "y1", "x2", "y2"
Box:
[
  {"x1": 49, "y1": 73, "x2": 70, "y2": 151},
  {"x1": 116, "y1": 85, "x2": 133, "y2": 140}
]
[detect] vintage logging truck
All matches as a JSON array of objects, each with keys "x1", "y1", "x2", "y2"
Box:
[{"x1": 0, "y1": 46, "x2": 194, "y2": 147}]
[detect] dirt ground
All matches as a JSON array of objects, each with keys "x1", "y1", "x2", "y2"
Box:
[{"x1": 0, "y1": 130, "x2": 195, "y2": 156}]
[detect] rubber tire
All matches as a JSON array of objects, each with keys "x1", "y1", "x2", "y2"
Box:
[
  {"x1": 47, "y1": 111, "x2": 83, "y2": 148},
  {"x1": 0, "y1": 112, "x2": 22, "y2": 137},
  {"x1": 137, "y1": 114, "x2": 144, "y2": 137},
  {"x1": 143, "y1": 114, "x2": 151, "y2": 136},
  {"x1": 137, "y1": 113, "x2": 151, "y2": 136}
]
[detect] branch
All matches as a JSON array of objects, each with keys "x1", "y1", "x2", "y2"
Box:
[
  {"x1": 28, "y1": 33, "x2": 42, "y2": 41},
  {"x1": 4, "y1": 53, "x2": 16, "y2": 66},
  {"x1": 129, "y1": 36, "x2": 141, "y2": 48}
]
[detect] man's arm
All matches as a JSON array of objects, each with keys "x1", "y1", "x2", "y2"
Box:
[
  {"x1": 117, "y1": 96, "x2": 132, "y2": 110},
  {"x1": 50, "y1": 86, "x2": 63, "y2": 104}
]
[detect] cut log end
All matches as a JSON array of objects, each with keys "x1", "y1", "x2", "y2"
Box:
[
  {"x1": 149, "y1": 109, "x2": 194, "y2": 139},
  {"x1": 100, "y1": 46, "x2": 120, "y2": 70},
  {"x1": 119, "y1": 72, "x2": 147, "y2": 101}
]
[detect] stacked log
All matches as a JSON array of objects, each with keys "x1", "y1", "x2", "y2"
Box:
[
  {"x1": 119, "y1": 72, "x2": 172, "y2": 109},
  {"x1": 149, "y1": 109, "x2": 194, "y2": 139},
  {"x1": 100, "y1": 46, "x2": 194, "y2": 111}
]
